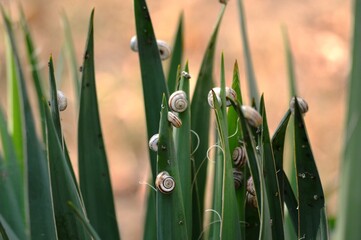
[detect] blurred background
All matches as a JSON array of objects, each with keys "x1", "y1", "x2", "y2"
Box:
[{"x1": 0, "y1": 0, "x2": 350, "y2": 239}]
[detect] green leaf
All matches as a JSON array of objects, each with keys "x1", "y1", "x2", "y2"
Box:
[
  {"x1": 44, "y1": 100, "x2": 90, "y2": 239},
  {"x1": 281, "y1": 26, "x2": 297, "y2": 97},
  {"x1": 156, "y1": 95, "x2": 189, "y2": 240},
  {"x1": 293, "y1": 100, "x2": 329, "y2": 239},
  {"x1": 0, "y1": 214, "x2": 19, "y2": 240},
  {"x1": 1, "y1": 8, "x2": 58, "y2": 239},
  {"x1": 0, "y1": 109, "x2": 28, "y2": 239},
  {"x1": 237, "y1": 0, "x2": 259, "y2": 106},
  {"x1": 78, "y1": 9, "x2": 120, "y2": 239},
  {"x1": 260, "y1": 96, "x2": 284, "y2": 240},
  {"x1": 174, "y1": 63, "x2": 192, "y2": 239},
  {"x1": 190, "y1": 6, "x2": 226, "y2": 239},
  {"x1": 167, "y1": 13, "x2": 183, "y2": 92},
  {"x1": 19, "y1": 5, "x2": 47, "y2": 140},
  {"x1": 336, "y1": 0, "x2": 361, "y2": 239}
]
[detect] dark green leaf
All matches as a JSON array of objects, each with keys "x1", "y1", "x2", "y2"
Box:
[{"x1": 78, "y1": 10, "x2": 120, "y2": 239}]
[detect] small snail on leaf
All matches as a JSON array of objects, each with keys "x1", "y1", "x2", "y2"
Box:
[
  {"x1": 168, "y1": 112, "x2": 182, "y2": 128},
  {"x1": 232, "y1": 146, "x2": 247, "y2": 168},
  {"x1": 57, "y1": 90, "x2": 67, "y2": 111},
  {"x1": 233, "y1": 169, "x2": 244, "y2": 189},
  {"x1": 169, "y1": 90, "x2": 188, "y2": 113},
  {"x1": 241, "y1": 105, "x2": 262, "y2": 128},
  {"x1": 290, "y1": 97, "x2": 309, "y2": 114},
  {"x1": 155, "y1": 171, "x2": 175, "y2": 194},
  {"x1": 129, "y1": 35, "x2": 171, "y2": 60},
  {"x1": 207, "y1": 87, "x2": 237, "y2": 108},
  {"x1": 148, "y1": 133, "x2": 159, "y2": 152}
]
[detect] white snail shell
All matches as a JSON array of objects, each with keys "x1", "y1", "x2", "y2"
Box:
[
  {"x1": 241, "y1": 105, "x2": 262, "y2": 128},
  {"x1": 57, "y1": 90, "x2": 67, "y2": 111},
  {"x1": 233, "y1": 169, "x2": 244, "y2": 189},
  {"x1": 129, "y1": 36, "x2": 171, "y2": 60},
  {"x1": 169, "y1": 90, "x2": 188, "y2": 113},
  {"x1": 232, "y1": 146, "x2": 247, "y2": 168},
  {"x1": 290, "y1": 97, "x2": 309, "y2": 114},
  {"x1": 168, "y1": 112, "x2": 182, "y2": 128},
  {"x1": 208, "y1": 87, "x2": 237, "y2": 108},
  {"x1": 156, "y1": 40, "x2": 171, "y2": 60},
  {"x1": 130, "y1": 35, "x2": 138, "y2": 52},
  {"x1": 155, "y1": 171, "x2": 175, "y2": 194},
  {"x1": 181, "y1": 71, "x2": 192, "y2": 79},
  {"x1": 148, "y1": 133, "x2": 159, "y2": 152}
]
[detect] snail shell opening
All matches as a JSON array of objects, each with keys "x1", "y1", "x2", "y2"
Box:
[{"x1": 156, "y1": 40, "x2": 172, "y2": 60}]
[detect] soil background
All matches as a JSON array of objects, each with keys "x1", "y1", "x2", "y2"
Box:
[{"x1": 0, "y1": 0, "x2": 350, "y2": 239}]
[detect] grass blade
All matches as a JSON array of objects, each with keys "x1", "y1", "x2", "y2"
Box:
[
  {"x1": 237, "y1": 0, "x2": 259, "y2": 106},
  {"x1": 260, "y1": 96, "x2": 284, "y2": 240},
  {"x1": 0, "y1": 109, "x2": 28, "y2": 239},
  {"x1": 167, "y1": 13, "x2": 183, "y2": 92},
  {"x1": 0, "y1": 214, "x2": 19, "y2": 240},
  {"x1": 78, "y1": 10, "x2": 120, "y2": 239},
  {"x1": 190, "y1": 6, "x2": 226, "y2": 239},
  {"x1": 1, "y1": 8, "x2": 58, "y2": 239},
  {"x1": 293, "y1": 100, "x2": 328, "y2": 239},
  {"x1": 281, "y1": 27, "x2": 297, "y2": 97},
  {"x1": 336, "y1": 0, "x2": 361, "y2": 239},
  {"x1": 156, "y1": 95, "x2": 188, "y2": 240}
]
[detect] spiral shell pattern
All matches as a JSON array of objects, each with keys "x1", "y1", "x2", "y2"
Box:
[
  {"x1": 148, "y1": 134, "x2": 159, "y2": 152},
  {"x1": 290, "y1": 97, "x2": 309, "y2": 114},
  {"x1": 168, "y1": 112, "x2": 182, "y2": 128},
  {"x1": 233, "y1": 170, "x2": 244, "y2": 189},
  {"x1": 169, "y1": 90, "x2": 188, "y2": 113},
  {"x1": 57, "y1": 90, "x2": 67, "y2": 111},
  {"x1": 155, "y1": 171, "x2": 175, "y2": 194},
  {"x1": 232, "y1": 146, "x2": 247, "y2": 168}
]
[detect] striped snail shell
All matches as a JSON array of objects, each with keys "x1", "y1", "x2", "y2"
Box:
[
  {"x1": 233, "y1": 169, "x2": 244, "y2": 189},
  {"x1": 156, "y1": 40, "x2": 171, "y2": 60},
  {"x1": 155, "y1": 171, "x2": 175, "y2": 194},
  {"x1": 148, "y1": 133, "x2": 159, "y2": 152},
  {"x1": 57, "y1": 90, "x2": 67, "y2": 111},
  {"x1": 169, "y1": 90, "x2": 188, "y2": 113},
  {"x1": 168, "y1": 112, "x2": 182, "y2": 128},
  {"x1": 290, "y1": 97, "x2": 309, "y2": 114},
  {"x1": 207, "y1": 87, "x2": 237, "y2": 108},
  {"x1": 232, "y1": 146, "x2": 247, "y2": 168},
  {"x1": 241, "y1": 105, "x2": 262, "y2": 128}
]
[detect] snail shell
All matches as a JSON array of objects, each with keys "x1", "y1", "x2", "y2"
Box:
[
  {"x1": 246, "y1": 192, "x2": 258, "y2": 208},
  {"x1": 130, "y1": 35, "x2": 138, "y2": 52},
  {"x1": 155, "y1": 171, "x2": 175, "y2": 194},
  {"x1": 290, "y1": 97, "x2": 309, "y2": 114},
  {"x1": 232, "y1": 146, "x2": 247, "y2": 168},
  {"x1": 233, "y1": 169, "x2": 244, "y2": 189},
  {"x1": 208, "y1": 87, "x2": 237, "y2": 108},
  {"x1": 130, "y1": 36, "x2": 171, "y2": 60},
  {"x1": 156, "y1": 40, "x2": 171, "y2": 60},
  {"x1": 57, "y1": 90, "x2": 67, "y2": 111},
  {"x1": 181, "y1": 71, "x2": 192, "y2": 79},
  {"x1": 241, "y1": 105, "x2": 262, "y2": 128},
  {"x1": 246, "y1": 177, "x2": 256, "y2": 196},
  {"x1": 169, "y1": 90, "x2": 188, "y2": 113},
  {"x1": 148, "y1": 133, "x2": 159, "y2": 152},
  {"x1": 168, "y1": 112, "x2": 182, "y2": 128}
]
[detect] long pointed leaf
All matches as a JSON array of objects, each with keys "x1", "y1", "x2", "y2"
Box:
[{"x1": 78, "y1": 10, "x2": 120, "y2": 239}]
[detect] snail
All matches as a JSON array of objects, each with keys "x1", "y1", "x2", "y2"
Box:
[
  {"x1": 246, "y1": 192, "x2": 258, "y2": 208},
  {"x1": 207, "y1": 87, "x2": 237, "y2": 108},
  {"x1": 148, "y1": 133, "x2": 159, "y2": 152},
  {"x1": 169, "y1": 90, "x2": 188, "y2": 113},
  {"x1": 246, "y1": 177, "x2": 256, "y2": 196},
  {"x1": 241, "y1": 105, "x2": 262, "y2": 128},
  {"x1": 232, "y1": 146, "x2": 247, "y2": 168},
  {"x1": 181, "y1": 71, "x2": 192, "y2": 79},
  {"x1": 57, "y1": 90, "x2": 67, "y2": 111},
  {"x1": 155, "y1": 171, "x2": 175, "y2": 194},
  {"x1": 168, "y1": 112, "x2": 182, "y2": 128},
  {"x1": 129, "y1": 36, "x2": 171, "y2": 60},
  {"x1": 290, "y1": 97, "x2": 309, "y2": 114},
  {"x1": 233, "y1": 169, "x2": 244, "y2": 189}
]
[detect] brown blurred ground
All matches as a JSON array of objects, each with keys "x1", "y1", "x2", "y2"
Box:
[{"x1": 0, "y1": 0, "x2": 350, "y2": 239}]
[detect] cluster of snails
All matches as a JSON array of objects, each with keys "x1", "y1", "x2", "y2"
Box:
[
  {"x1": 289, "y1": 97, "x2": 309, "y2": 115},
  {"x1": 148, "y1": 90, "x2": 190, "y2": 194},
  {"x1": 130, "y1": 35, "x2": 171, "y2": 61}
]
